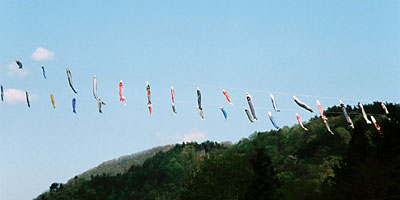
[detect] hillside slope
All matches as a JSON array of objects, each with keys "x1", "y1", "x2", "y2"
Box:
[
  {"x1": 72, "y1": 145, "x2": 174, "y2": 182},
  {"x1": 35, "y1": 102, "x2": 400, "y2": 200}
]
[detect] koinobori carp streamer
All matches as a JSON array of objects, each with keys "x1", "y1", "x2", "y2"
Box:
[
  {"x1": 16, "y1": 60, "x2": 23, "y2": 69},
  {"x1": 381, "y1": 103, "x2": 389, "y2": 115},
  {"x1": 197, "y1": 87, "x2": 204, "y2": 120},
  {"x1": 93, "y1": 76, "x2": 106, "y2": 113},
  {"x1": 296, "y1": 113, "x2": 308, "y2": 131},
  {"x1": 268, "y1": 112, "x2": 279, "y2": 129},
  {"x1": 25, "y1": 89, "x2": 30, "y2": 108},
  {"x1": 119, "y1": 80, "x2": 126, "y2": 105},
  {"x1": 293, "y1": 96, "x2": 313, "y2": 113},
  {"x1": 72, "y1": 98, "x2": 77, "y2": 113},
  {"x1": 66, "y1": 68, "x2": 78, "y2": 94},
  {"x1": 323, "y1": 118, "x2": 334, "y2": 135},
  {"x1": 246, "y1": 93, "x2": 257, "y2": 120},
  {"x1": 41, "y1": 65, "x2": 47, "y2": 79},
  {"x1": 245, "y1": 108, "x2": 254, "y2": 123},
  {"x1": 339, "y1": 100, "x2": 354, "y2": 129},
  {"x1": 358, "y1": 103, "x2": 372, "y2": 124},
  {"x1": 171, "y1": 86, "x2": 177, "y2": 114},
  {"x1": 371, "y1": 116, "x2": 382, "y2": 135},
  {"x1": 222, "y1": 89, "x2": 233, "y2": 105},
  {"x1": 50, "y1": 93, "x2": 55, "y2": 108},
  {"x1": 270, "y1": 94, "x2": 280, "y2": 112},
  {"x1": 316, "y1": 100, "x2": 326, "y2": 120},
  {"x1": 0, "y1": 85, "x2": 3, "y2": 102},
  {"x1": 146, "y1": 81, "x2": 152, "y2": 116},
  {"x1": 220, "y1": 107, "x2": 227, "y2": 120}
]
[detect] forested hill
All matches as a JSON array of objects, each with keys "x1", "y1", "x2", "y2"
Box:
[
  {"x1": 35, "y1": 102, "x2": 400, "y2": 200},
  {"x1": 72, "y1": 145, "x2": 174, "y2": 182}
]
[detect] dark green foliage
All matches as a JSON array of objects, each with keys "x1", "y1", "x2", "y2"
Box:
[
  {"x1": 327, "y1": 103, "x2": 400, "y2": 200},
  {"x1": 179, "y1": 143, "x2": 275, "y2": 200},
  {"x1": 49, "y1": 183, "x2": 64, "y2": 192},
  {"x1": 35, "y1": 102, "x2": 400, "y2": 200}
]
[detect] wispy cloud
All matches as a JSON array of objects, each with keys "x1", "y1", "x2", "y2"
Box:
[
  {"x1": 3, "y1": 89, "x2": 38, "y2": 104},
  {"x1": 4, "y1": 89, "x2": 26, "y2": 104},
  {"x1": 178, "y1": 129, "x2": 207, "y2": 142},
  {"x1": 156, "y1": 129, "x2": 207, "y2": 143},
  {"x1": 32, "y1": 47, "x2": 54, "y2": 61},
  {"x1": 6, "y1": 63, "x2": 29, "y2": 77}
]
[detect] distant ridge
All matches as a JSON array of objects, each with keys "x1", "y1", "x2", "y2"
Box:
[{"x1": 69, "y1": 144, "x2": 175, "y2": 182}]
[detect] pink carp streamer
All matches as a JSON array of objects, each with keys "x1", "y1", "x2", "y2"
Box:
[
  {"x1": 222, "y1": 89, "x2": 233, "y2": 105},
  {"x1": 316, "y1": 100, "x2": 326, "y2": 120},
  {"x1": 296, "y1": 113, "x2": 308, "y2": 131},
  {"x1": 371, "y1": 116, "x2": 382, "y2": 135},
  {"x1": 171, "y1": 86, "x2": 177, "y2": 114},
  {"x1": 316, "y1": 100, "x2": 334, "y2": 134},
  {"x1": 93, "y1": 76, "x2": 106, "y2": 113},
  {"x1": 119, "y1": 80, "x2": 126, "y2": 106}
]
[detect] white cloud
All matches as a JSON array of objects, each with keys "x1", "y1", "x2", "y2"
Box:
[
  {"x1": 32, "y1": 47, "x2": 54, "y2": 61},
  {"x1": 156, "y1": 129, "x2": 207, "y2": 144},
  {"x1": 6, "y1": 63, "x2": 29, "y2": 77},
  {"x1": 3, "y1": 89, "x2": 38, "y2": 104},
  {"x1": 176, "y1": 129, "x2": 207, "y2": 143},
  {"x1": 4, "y1": 89, "x2": 26, "y2": 104}
]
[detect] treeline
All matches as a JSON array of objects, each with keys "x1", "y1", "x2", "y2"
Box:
[
  {"x1": 35, "y1": 102, "x2": 400, "y2": 200},
  {"x1": 75, "y1": 145, "x2": 174, "y2": 181}
]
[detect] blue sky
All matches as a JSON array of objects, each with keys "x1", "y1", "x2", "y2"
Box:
[{"x1": 0, "y1": 1, "x2": 399, "y2": 199}]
